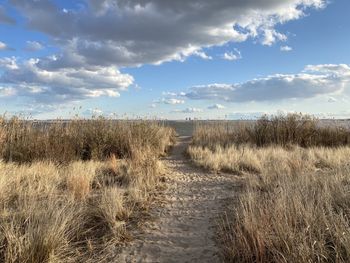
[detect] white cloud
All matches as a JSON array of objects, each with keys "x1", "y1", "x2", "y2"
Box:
[
  {"x1": 1, "y1": 0, "x2": 327, "y2": 105},
  {"x1": 0, "y1": 42, "x2": 6, "y2": 50},
  {"x1": 262, "y1": 29, "x2": 287, "y2": 46},
  {"x1": 173, "y1": 107, "x2": 203, "y2": 113},
  {"x1": 159, "y1": 98, "x2": 185, "y2": 105},
  {"x1": 0, "y1": 87, "x2": 16, "y2": 97},
  {"x1": 193, "y1": 50, "x2": 212, "y2": 60},
  {"x1": 10, "y1": 0, "x2": 326, "y2": 68},
  {"x1": 229, "y1": 111, "x2": 268, "y2": 120},
  {"x1": 185, "y1": 64, "x2": 350, "y2": 103},
  {"x1": 162, "y1": 91, "x2": 178, "y2": 96},
  {"x1": 25, "y1": 41, "x2": 44, "y2": 51},
  {"x1": 0, "y1": 41, "x2": 13, "y2": 51},
  {"x1": 222, "y1": 49, "x2": 242, "y2": 61},
  {"x1": 82, "y1": 108, "x2": 104, "y2": 116},
  {"x1": 0, "y1": 57, "x2": 134, "y2": 103},
  {"x1": 0, "y1": 57, "x2": 18, "y2": 69},
  {"x1": 280, "y1": 45, "x2": 293, "y2": 52},
  {"x1": 208, "y1": 104, "x2": 225, "y2": 110}
]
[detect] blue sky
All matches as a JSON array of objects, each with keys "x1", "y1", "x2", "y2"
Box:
[{"x1": 0, "y1": 0, "x2": 349, "y2": 119}]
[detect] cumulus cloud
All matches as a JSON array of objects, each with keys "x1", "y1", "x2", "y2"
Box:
[
  {"x1": 82, "y1": 108, "x2": 104, "y2": 116},
  {"x1": 0, "y1": 41, "x2": 14, "y2": 51},
  {"x1": 280, "y1": 45, "x2": 293, "y2": 51},
  {"x1": 1, "y1": 0, "x2": 327, "y2": 104},
  {"x1": 156, "y1": 98, "x2": 185, "y2": 105},
  {"x1": 208, "y1": 104, "x2": 225, "y2": 109},
  {"x1": 25, "y1": 41, "x2": 44, "y2": 51},
  {"x1": 173, "y1": 107, "x2": 203, "y2": 113},
  {"x1": 0, "y1": 57, "x2": 18, "y2": 69},
  {"x1": 185, "y1": 64, "x2": 350, "y2": 103},
  {"x1": 0, "y1": 6, "x2": 15, "y2": 24},
  {"x1": 262, "y1": 29, "x2": 287, "y2": 46},
  {"x1": 162, "y1": 92, "x2": 178, "y2": 96},
  {"x1": 193, "y1": 50, "x2": 212, "y2": 60},
  {"x1": 222, "y1": 49, "x2": 242, "y2": 61},
  {"x1": 9, "y1": 0, "x2": 326, "y2": 68},
  {"x1": 0, "y1": 42, "x2": 7, "y2": 50},
  {"x1": 164, "y1": 98, "x2": 185, "y2": 105},
  {"x1": 0, "y1": 57, "x2": 134, "y2": 103}
]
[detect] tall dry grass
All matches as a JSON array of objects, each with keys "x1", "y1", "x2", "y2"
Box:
[
  {"x1": 189, "y1": 114, "x2": 350, "y2": 262},
  {"x1": 193, "y1": 113, "x2": 350, "y2": 149},
  {"x1": 217, "y1": 150, "x2": 350, "y2": 263},
  {"x1": 0, "y1": 116, "x2": 175, "y2": 263},
  {"x1": 0, "y1": 116, "x2": 175, "y2": 163},
  {"x1": 188, "y1": 145, "x2": 350, "y2": 175}
]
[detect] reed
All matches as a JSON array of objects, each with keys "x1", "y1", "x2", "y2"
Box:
[
  {"x1": 0, "y1": 116, "x2": 176, "y2": 263},
  {"x1": 189, "y1": 114, "x2": 350, "y2": 262},
  {"x1": 192, "y1": 113, "x2": 350, "y2": 149}
]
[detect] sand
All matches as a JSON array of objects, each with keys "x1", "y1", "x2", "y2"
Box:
[{"x1": 114, "y1": 136, "x2": 236, "y2": 263}]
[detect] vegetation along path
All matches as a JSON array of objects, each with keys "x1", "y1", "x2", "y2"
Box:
[{"x1": 114, "y1": 136, "x2": 237, "y2": 263}]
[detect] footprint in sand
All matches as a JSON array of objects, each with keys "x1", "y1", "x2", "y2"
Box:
[{"x1": 113, "y1": 136, "x2": 237, "y2": 263}]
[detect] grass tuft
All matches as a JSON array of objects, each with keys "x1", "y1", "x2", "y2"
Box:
[
  {"x1": 0, "y1": 116, "x2": 175, "y2": 262},
  {"x1": 190, "y1": 114, "x2": 350, "y2": 262}
]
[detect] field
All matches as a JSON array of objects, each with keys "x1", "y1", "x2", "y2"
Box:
[
  {"x1": 189, "y1": 114, "x2": 350, "y2": 262},
  {"x1": 2, "y1": 114, "x2": 350, "y2": 262},
  {"x1": 0, "y1": 117, "x2": 175, "y2": 262}
]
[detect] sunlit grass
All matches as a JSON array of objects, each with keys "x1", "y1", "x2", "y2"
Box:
[
  {"x1": 189, "y1": 113, "x2": 350, "y2": 262},
  {"x1": 0, "y1": 116, "x2": 176, "y2": 262}
]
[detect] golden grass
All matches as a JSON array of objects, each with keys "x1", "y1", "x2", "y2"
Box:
[
  {"x1": 193, "y1": 113, "x2": 350, "y2": 149},
  {"x1": 188, "y1": 145, "x2": 350, "y2": 175},
  {"x1": 0, "y1": 116, "x2": 176, "y2": 263},
  {"x1": 190, "y1": 114, "x2": 350, "y2": 262},
  {"x1": 0, "y1": 116, "x2": 175, "y2": 163},
  {"x1": 220, "y1": 161, "x2": 350, "y2": 262}
]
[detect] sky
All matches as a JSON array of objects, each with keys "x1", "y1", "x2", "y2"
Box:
[{"x1": 0, "y1": 0, "x2": 349, "y2": 119}]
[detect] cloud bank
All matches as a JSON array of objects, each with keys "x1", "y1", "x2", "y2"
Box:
[
  {"x1": 0, "y1": 57, "x2": 133, "y2": 103},
  {"x1": 10, "y1": 0, "x2": 325, "y2": 67},
  {"x1": 185, "y1": 64, "x2": 350, "y2": 103}
]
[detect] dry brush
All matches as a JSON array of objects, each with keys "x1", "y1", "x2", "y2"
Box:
[
  {"x1": 189, "y1": 113, "x2": 350, "y2": 263},
  {"x1": 0, "y1": 116, "x2": 176, "y2": 263}
]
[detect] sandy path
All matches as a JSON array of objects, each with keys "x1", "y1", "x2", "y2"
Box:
[{"x1": 114, "y1": 136, "x2": 236, "y2": 263}]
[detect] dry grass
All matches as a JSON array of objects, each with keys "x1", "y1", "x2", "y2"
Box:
[
  {"x1": 189, "y1": 114, "x2": 350, "y2": 262},
  {"x1": 0, "y1": 116, "x2": 175, "y2": 263},
  {"x1": 0, "y1": 116, "x2": 175, "y2": 163},
  {"x1": 188, "y1": 145, "x2": 350, "y2": 175},
  {"x1": 193, "y1": 113, "x2": 350, "y2": 149},
  {"x1": 219, "y1": 154, "x2": 350, "y2": 263}
]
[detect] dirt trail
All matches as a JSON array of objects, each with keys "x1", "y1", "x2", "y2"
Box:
[{"x1": 114, "y1": 136, "x2": 236, "y2": 263}]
